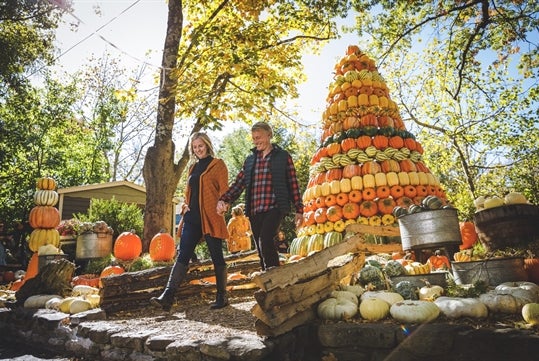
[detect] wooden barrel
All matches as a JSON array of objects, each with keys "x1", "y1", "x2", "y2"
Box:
[
  {"x1": 398, "y1": 208, "x2": 462, "y2": 251},
  {"x1": 473, "y1": 204, "x2": 539, "y2": 252}
]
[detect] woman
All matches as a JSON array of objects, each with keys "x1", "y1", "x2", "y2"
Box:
[
  {"x1": 150, "y1": 132, "x2": 229, "y2": 312},
  {"x1": 226, "y1": 206, "x2": 252, "y2": 253}
]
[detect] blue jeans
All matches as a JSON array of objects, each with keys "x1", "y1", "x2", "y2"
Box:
[{"x1": 176, "y1": 221, "x2": 226, "y2": 267}]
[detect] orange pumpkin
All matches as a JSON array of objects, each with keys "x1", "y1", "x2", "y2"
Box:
[
  {"x1": 356, "y1": 135, "x2": 372, "y2": 149},
  {"x1": 415, "y1": 185, "x2": 428, "y2": 197},
  {"x1": 72, "y1": 274, "x2": 100, "y2": 288},
  {"x1": 324, "y1": 194, "x2": 337, "y2": 207},
  {"x1": 346, "y1": 45, "x2": 360, "y2": 55},
  {"x1": 361, "y1": 161, "x2": 381, "y2": 175},
  {"x1": 315, "y1": 196, "x2": 326, "y2": 209},
  {"x1": 303, "y1": 211, "x2": 316, "y2": 226},
  {"x1": 415, "y1": 161, "x2": 429, "y2": 172},
  {"x1": 396, "y1": 196, "x2": 414, "y2": 208},
  {"x1": 372, "y1": 135, "x2": 389, "y2": 149},
  {"x1": 28, "y1": 206, "x2": 61, "y2": 229},
  {"x1": 362, "y1": 188, "x2": 376, "y2": 201},
  {"x1": 314, "y1": 207, "x2": 328, "y2": 224},
  {"x1": 25, "y1": 252, "x2": 39, "y2": 280},
  {"x1": 326, "y1": 205, "x2": 343, "y2": 223},
  {"x1": 342, "y1": 202, "x2": 360, "y2": 219},
  {"x1": 114, "y1": 230, "x2": 142, "y2": 261},
  {"x1": 390, "y1": 185, "x2": 404, "y2": 199},
  {"x1": 360, "y1": 114, "x2": 378, "y2": 127},
  {"x1": 403, "y1": 185, "x2": 418, "y2": 198},
  {"x1": 524, "y1": 258, "x2": 539, "y2": 284},
  {"x1": 326, "y1": 143, "x2": 341, "y2": 156},
  {"x1": 342, "y1": 164, "x2": 361, "y2": 178},
  {"x1": 359, "y1": 200, "x2": 378, "y2": 217},
  {"x1": 399, "y1": 159, "x2": 417, "y2": 172},
  {"x1": 99, "y1": 265, "x2": 125, "y2": 288},
  {"x1": 427, "y1": 250, "x2": 451, "y2": 270},
  {"x1": 380, "y1": 159, "x2": 400, "y2": 173},
  {"x1": 340, "y1": 138, "x2": 357, "y2": 153},
  {"x1": 388, "y1": 136, "x2": 404, "y2": 149},
  {"x1": 335, "y1": 192, "x2": 349, "y2": 207},
  {"x1": 459, "y1": 222, "x2": 478, "y2": 250},
  {"x1": 149, "y1": 230, "x2": 176, "y2": 262},
  {"x1": 376, "y1": 185, "x2": 391, "y2": 199},
  {"x1": 348, "y1": 190, "x2": 363, "y2": 203},
  {"x1": 325, "y1": 168, "x2": 343, "y2": 182},
  {"x1": 377, "y1": 116, "x2": 394, "y2": 128},
  {"x1": 377, "y1": 197, "x2": 396, "y2": 215},
  {"x1": 403, "y1": 138, "x2": 417, "y2": 151}
]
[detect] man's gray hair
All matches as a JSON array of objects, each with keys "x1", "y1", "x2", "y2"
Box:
[{"x1": 251, "y1": 121, "x2": 273, "y2": 137}]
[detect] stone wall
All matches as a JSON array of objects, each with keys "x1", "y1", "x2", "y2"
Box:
[{"x1": 1, "y1": 308, "x2": 539, "y2": 361}]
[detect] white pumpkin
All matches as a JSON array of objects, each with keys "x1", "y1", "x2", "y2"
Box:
[
  {"x1": 72, "y1": 285, "x2": 99, "y2": 297},
  {"x1": 483, "y1": 196, "x2": 504, "y2": 209},
  {"x1": 495, "y1": 282, "x2": 539, "y2": 302},
  {"x1": 504, "y1": 192, "x2": 528, "y2": 205},
  {"x1": 522, "y1": 303, "x2": 539, "y2": 325},
  {"x1": 69, "y1": 298, "x2": 92, "y2": 314},
  {"x1": 330, "y1": 290, "x2": 359, "y2": 305},
  {"x1": 24, "y1": 294, "x2": 62, "y2": 309},
  {"x1": 45, "y1": 297, "x2": 64, "y2": 311},
  {"x1": 418, "y1": 284, "x2": 444, "y2": 301},
  {"x1": 359, "y1": 298, "x2": 390, "y2": 321},
  {"x1": 434, "y1": 297, "x2": 488, "y2": 319},
  {"x1": 317, "y1": 297, "x2": 358, "y2": 320},
  {"x1": 390, "y1": 300, "x2": 440, "y2": 323},
  {"x1": 479, "y1": 291, "x2": 525, "y2": 314},
  {"x1": 338, "y1": 284, "x2": 365, "y2": 297},
  {"x1": 360, "y1": 291, "x2": 404, "y2": 305}
]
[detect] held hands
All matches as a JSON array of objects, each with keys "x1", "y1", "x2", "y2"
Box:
[
  {"x1": 294, "y1": 213, "x2": 303, "y2": 229},
  {"x1": 217, "y1": 200, "x2": 229, "y2": 215}
]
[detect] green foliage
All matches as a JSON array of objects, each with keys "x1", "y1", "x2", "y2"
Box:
[
  {"x1": 0, "y1": 77, "x2": 109, "y2": 224},
  {"x1": 0, "y1": 0, "x2": 68, "y2": 95},
  {"x1": 75, "y1": 197, "x2": 144, "y2": 240}
]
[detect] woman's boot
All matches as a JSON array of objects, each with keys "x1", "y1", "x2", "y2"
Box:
[
  {"x1": 150, "y1": 262, "x2": 188, "y2": 312},
  {"x1": 210, "y1": 265, "x2": 228, "y2": 309}
]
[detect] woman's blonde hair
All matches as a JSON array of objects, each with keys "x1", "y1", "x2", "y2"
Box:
[
  {"x1": 231, "y1": 206, "x2": 244, "y2": 216},
  {"x1": 189, "y1": 132, "x2": 215, "y2": 158}
]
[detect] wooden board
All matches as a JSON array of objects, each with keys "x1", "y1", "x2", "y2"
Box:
[
  {"x1": 346, "y1": 223, "x2": 401, "y2": 237},
  {"x1": 254, "y1": 307, "x2": 316, "y2": 337},
  {"x1": 253, "y1": 253, "x2": 364, "y2": 311},
  {"x1": 250, "y1": 253, "x2": 363, "y2": 328},
  {"x1": 252, "y1": 233, "x2": 402, "y2": 292}
]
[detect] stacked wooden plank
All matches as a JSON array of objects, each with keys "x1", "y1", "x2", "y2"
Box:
[
  {"x1": 250, "y1": 225, "x2": 402, "y2": 337},
  {"x1": 99, "y1": 251, "x2": 261, "y2": 314}
]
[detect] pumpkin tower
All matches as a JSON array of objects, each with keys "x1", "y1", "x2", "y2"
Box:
[{"x1": 291, "y1": 45, "x2": 449, "y2": 256}]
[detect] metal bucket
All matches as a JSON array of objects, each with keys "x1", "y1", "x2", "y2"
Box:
[
  {"x1": 398, "y1": 208, "x2": 462, "y2": 250},
  {"x1": 76, "y1": 232, "x2": 113, "y2": 259},
  {"x1": 451, "y1": 257, "x2": 528, "y2": 286},
  {"x1": 473, "y1": 204, "x2": 539, "y2": 252},
  {"x1": 38, "y1": 254, "x2": 69, "y2": 271}
]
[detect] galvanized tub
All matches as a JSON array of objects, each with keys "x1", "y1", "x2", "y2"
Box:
[
  {"x1": 38, "y1": 254, "x2": 69, "y2": 271},
  {"x1": 398, "y1": 208, "x2": 462, "y2": 250},
  {"x1": 473, "y1": 204, "x2": 539, "y2": 252},
  {"x1": 451, "y1": 257, "x2": 528, "y2": 286},
  {"x1": 76, "y1": 232, "x2": 113, "y2": 259}
]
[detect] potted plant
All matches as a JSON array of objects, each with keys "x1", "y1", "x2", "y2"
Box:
[{"x1": 75, "y1": 221, "x2": 114, "y2": 259}]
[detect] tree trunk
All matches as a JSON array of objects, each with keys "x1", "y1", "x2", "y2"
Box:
[{"x1": 142, "y1": 0, "x2": 188, "y2": 250}]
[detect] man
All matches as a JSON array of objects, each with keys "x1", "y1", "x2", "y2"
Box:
[{"x1": 217, "y1": 122, "x2": 303, "y2": 270}]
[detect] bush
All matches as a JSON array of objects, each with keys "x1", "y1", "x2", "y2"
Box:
[{"x1": 75, "y1": 197, "x2": 143, "y2": 240}]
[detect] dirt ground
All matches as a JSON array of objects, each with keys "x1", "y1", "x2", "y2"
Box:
[{"x1": 104, "y1": 289, "x2": 261, "y2": 341}]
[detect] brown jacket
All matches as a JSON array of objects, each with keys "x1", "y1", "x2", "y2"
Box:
[{"x1": 182, "y1": 158, "x2": 229, "y2": 240}]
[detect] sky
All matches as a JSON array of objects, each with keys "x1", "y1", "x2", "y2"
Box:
[{"x1": 51, "y1": 0, "x2": 362, "y2": 133}]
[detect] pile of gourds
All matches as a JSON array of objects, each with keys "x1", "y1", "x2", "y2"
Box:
[
  {"x1": 295, "y1": 45, "x2": 449, "y2": 251},
  {"x1": 28, "y1": 177, "x2": 61, "y2": 253}
]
